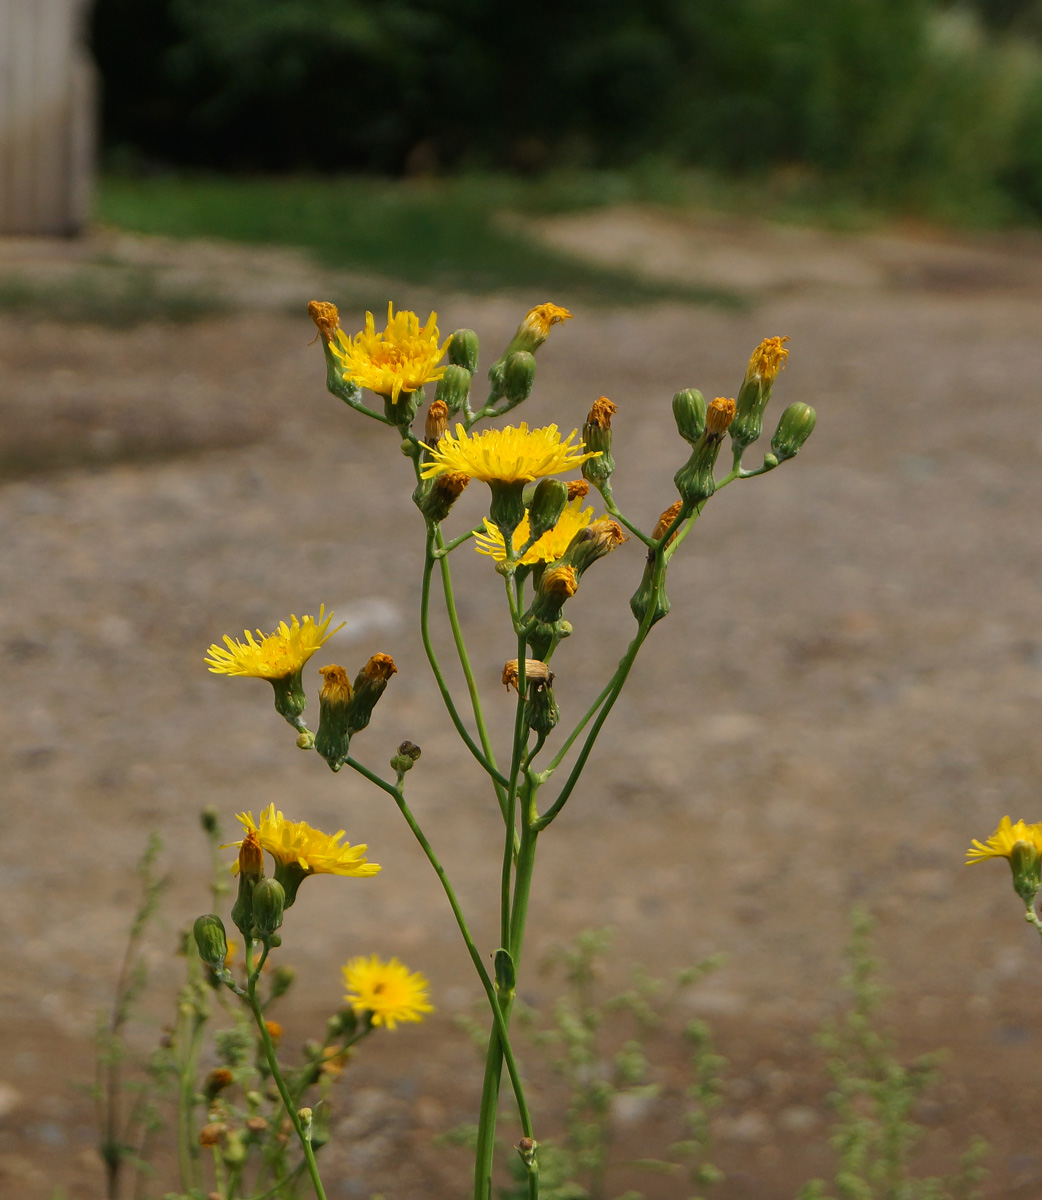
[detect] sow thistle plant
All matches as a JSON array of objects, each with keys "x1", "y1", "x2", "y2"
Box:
[{"x1": 193, "y1": 296, "x2": 817, "y2": 1200}]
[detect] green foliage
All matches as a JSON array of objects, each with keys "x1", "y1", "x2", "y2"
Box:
[
  {"x1": 89, "y1": 0, "x2": 1042, "y2": 224},
  {"x1": 496, "y1": 929, "x2": 726, "y2": 1200},
  {"x1": 797, "y1": 910, "x2": 989, "y2": 1200}
]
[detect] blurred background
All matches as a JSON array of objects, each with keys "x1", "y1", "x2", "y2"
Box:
[{"x1": 4, "y1": 2, "x2": 1042, "y2": 1198}]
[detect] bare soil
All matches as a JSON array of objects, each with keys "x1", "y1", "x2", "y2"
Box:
[{"x1": 3, "y1": 208, "x2": 1042, "y2": 1199}]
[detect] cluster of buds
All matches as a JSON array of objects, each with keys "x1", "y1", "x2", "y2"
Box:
[
  {"x1": 315, "y1": 654, "x2": 399, "y2": 772},
  {"x1": 227, "y1": 831, "x2": 286, "y2": 943}
]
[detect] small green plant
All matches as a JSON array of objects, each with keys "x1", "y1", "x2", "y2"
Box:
[
  {"x1": 492, "y1": 928, "x2": 726, "y2": 1200},
  {"x1": 797, "y1": 909, "x2": 988, "y2": 1200}
]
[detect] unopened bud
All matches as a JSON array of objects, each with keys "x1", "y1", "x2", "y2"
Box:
[
  {"x1": 629, "y1": 559, "x2": 671, "y2": 627},
  {"x1": 500, "y1": 350, "x2": 537, "y2": 406},
  {"x1": 672, "y1": 389, "x2": 707, "y2": 444},
  {"x1": 434, "y1": 364, "x2": 472, "y2": 415},
  {"x1": 581, "y1": 397, "x2": 617, "y2": 487},
  {"x1": 327, "y1": 1008, "x2": 359, "y2": 1038},
  {"x1": 390, "y1": 740, "x2": 422, "y2": 773},
  {"x1": 527, "y1": 617, "x2": 572, "y2": 661},
  {"x1": 237, "y1": 830, "x2": 264, "y2": 882},
  {"x1": 526, "y1": 478, "x2": 568, "y2": 546},
  {"x1": 525, "y1": 679, "x2": 560, "y2": 735},
  {"x1": 204, "y1": 1067, "x2": 234, "y2": 1099},
  {"x1": 517, "y1": 1136, "x2": 538, "y2": 1167},
  {"x1": 673, "y1": 399, "x2": 735, "y2": 506},
  {"x1": 307, "y1": 300, "x2": 340, "y2": 344},
  {"x1": 1011, "y1": 839, "x2": 1042, "y2": 904},
  {"x1": 770, "y1": 402, "x2": 816, "y2": 462},
  {"x1": 251, "y1": 878, "x2": 285, "y2": 937},
  {"x1": 270, "y1": 965, "x2": 296, "y2": 999},
  {"x1": 448, "y1": 328, "x2": 480, "y2": 373},
  {"x1": 222, "y1": 1129, "x2": 247, "y2": 1166},
  {"x1": 194, "y1": 914, "x2": 229, "y2": 969},
  {"x1": 200, "y1": 807, "x2": 221, "y2": 837},
  {"x1": 531, "y1": 565, "x2": 578, "y2": 623},
  {"x1": 425, "y1": 400, "x2": 449, "y2": 446}
]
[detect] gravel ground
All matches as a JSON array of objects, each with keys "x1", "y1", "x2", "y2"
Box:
[{"x1": 2, "y1": 211, "x2": 1042, "y2": 1199}]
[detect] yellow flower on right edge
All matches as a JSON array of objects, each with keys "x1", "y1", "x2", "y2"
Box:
[
  {"x1": 965, "y1": 815, "x2": 1042, "y2": 864},
  {"x1": 342, "y1": 955, "x2": 434, "y2": 1030}
]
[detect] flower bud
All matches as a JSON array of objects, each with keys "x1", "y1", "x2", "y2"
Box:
[
  {"x1": 672, "y1": 389, "x2": 707, "y2": 444},
  {"x1": 307, "y1": 300, "x2": 340, "y2": 344},
  {"x1": 200, "y1": 807, "x2": 221, "y2": 837},
  {"x1": 194, "y1": 914, "x2": 230, "y2": 969},
  {"x1": 222, "y1": 1129, "x2": 247, "y2": 1167},
  {"x1": 344, "y1": 654, "x2": 398, "y2": 735},
  {"x1": 503, "y1": 303, "x2": 572, "y2": 357},
  {"x1": 424, "y1": 400, "x2": 449, "y2": 446},
  {"x1": 673, "y1": 398, "x2": 735, "y2": 506},
  {"x1": 434, "y1": 364, "x2": 472, "y2": 415},
  {"x1": 230, "y1": 831, "x2": 264, "y2": 938},
  {"x1": 270, "y1": 965, "x2": 296, "y2": 999},
  {"x1": 581, "y1": 397, "x2": 617, "y2": 487},
  {"x1": 629, "y1": 559, "x2": 671, "y2": 627},
  {"x1": 770, "y1": 402, "x2": 816, "y2": 462},
  {"x1": 525, "y1": 679, "x2": 560, "y2": 736},
  {"x1": 730, "y1": 335, "x2": 790, "y2": 451},
  {"x1": 390, "y1": 740, "x2": 422, "y2": 773},
  {"x1": 198, "y1": 1122, "x2": 227, "y2": 1147},
  {"x1": 315, "y1": 664, "x2": 354, "y2": 772},
  {"x1": 414, "y1": 471, "x2": 470, "y2": 524},
  {"x1": 251, "y1": 878, "x2": 285, "y2": 938},
  {"x1": 1010, "y1": 839, "x2": 1042, "y2": 904},
  {"x1": 531, "y1": 565, "x2": 578, "y2": 624},
  {"x1": 527, "y1": 617, "x2": 571, "y2": 661},
  {"x1": 652, "y1": 499, "x2": 684, "y2": 547},
  {"x1": 561, "y1": 518, "x2": 625, "y2": 577},
  {"x1": 448, "y1": 328, "x2": 480, "y2": 373},
  {"x1": 488, "y1": 479, "x2": 528, "y2": 545},
  {"x1": 526, "y1": 478, "x2": 568, "y2": 546},
  {"x1": 499, "y1": 350, "x2": 537, "y2": 406},
  {"x1": 265, "y1": 1020, "x2": 284, "y2": 1045}
]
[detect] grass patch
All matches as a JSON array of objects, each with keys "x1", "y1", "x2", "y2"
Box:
[
  {"x1": 0, "y1": 267, "x2": 226, "y2": 328},
  {"x1": 94, "y1": 172, "x2": 745, "y2": 308}
]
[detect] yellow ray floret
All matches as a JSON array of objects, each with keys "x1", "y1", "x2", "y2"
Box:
[
  {"x1": 342, "y1": 954, "x2": 433, "y2": 1030},
  {"x1": 205, "y1": 607, "x2": 342, "y2": 681},
  {"x1": 330, "y1": 303, "x2": 450, "y2": 404},
  {"x1": 231, "y1": 804, "x2": 380, "y2": 877},
  {"x1": 474, "y1": 497, "x2": 595, "y2": 564},
  {"x1": 966, "y1": 815, "x2": 1042, "y2": 864},
  {"x1": 747, "y1": 335, "x2": 790, "y2": 383},
  {"x1": 420, "y1": 423, "x2": 599, "y2": 484}
]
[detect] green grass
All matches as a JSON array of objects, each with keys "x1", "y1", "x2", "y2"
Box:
[{"x1": 94, "y1": 172, "x2": 747, "y2": 307}]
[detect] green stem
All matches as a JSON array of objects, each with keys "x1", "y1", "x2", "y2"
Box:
[
  {"x1": 420, "y1": 536, "x2": 509, "y2": 792},
  {"x1": 435, "y1": 529, "x2": 510, "y2": 813},
  {"x1": 434, "y1": 526, "x2": 483, "y2": 556},
  {"x1": 245, "y1": 943, "x2": 328, "y2": 1200}
]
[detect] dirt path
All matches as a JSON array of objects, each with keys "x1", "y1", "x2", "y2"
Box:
[{"x1": 2, "y1": 210, "x2": 1042, "y2": 1199}]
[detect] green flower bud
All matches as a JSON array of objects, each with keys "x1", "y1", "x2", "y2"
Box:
[
  {"x1": 222, "y1": 1129, "x2": 247, "y2": 1167},
  {"x1": 525, "y1": 679, "x2": 560, "y2": 736},
  {"x1": 527, "y1": 617, "x2": 571, "y2": 661},
  {"x1": 1010, "y1": 839, "x2": 1042, "y2": 905},
  {"x1": 499, "y1": 350, "x2": 537, "y2": 407},
  {"x1": 270, "y1": 965, "x2": 296, "y2": 999},
  {"x1": 413, "y1": 471, "x2": 470, "y2": 524},
  {"x1": 327, "y1": 1008, "x2": 359, "y2": 1038},
  {"x1": 672, "y1": 389, "x2": 707, "y2": 444},
  {"x1": 488, "y1": 479, "x2": 528, "y2": 545},
  {"x1": 673, "y1": 398, "x2": 735, "y2": 506},
  {"x1": 770, "y1": 402, "x2": 816, "y2": 462},
  {"x1": 525, "y1": 479, "x2": 568, "y2": 547},
  {"x1": 581, "y1": 397, "x2": 617, "y2": 487},
  {"x1": 270, "y1": 671, "x2": 307, "y2": 731},
  {"x1": 629, "y1": 560, "x2": 671, "y2": 627},
  {"x1": 390, "y1": 740, "x2": 422, "y2": 774},
  {"x1": 194, "y1": 914, "x2": 229, "y2": 969},
  {"x1": 434, "y1": 364, "x2": 473, "y2": 415},
  {"x1": 251, "y1": 878, "x2": 285, "y2": 937},
  {"x1": 200, "y1": 807, "x2": 221, "y2": 837},
  {"x1": 315, "y1": 664, "x2": 353, "y2": 772},
  {"x1": 530, "y1": 564, "x2": 579, "y2": 624},
  {"x1": 448, "y1": 328, "x2": 480, "y2": 373},
  {"x1": 230, "y1": 831, "x2": 264, "y2": 938}
]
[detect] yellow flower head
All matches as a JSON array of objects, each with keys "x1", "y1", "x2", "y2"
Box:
[
  {"x1": 518, "y1": 302, "x2": 572, "y2": 345},
  {"x1": 231, "y1": 803, "x2": 380, "y2": 880},
  {"x1": 330, "y1": 303, "x2": 450, "y2": 404},
  {"x1": 342, "y1": 954, "x2": 434, "y2": 1030},
  {"x1": 966, "y1": 816, "x2": 1042, "y2": 864},
  {"x1": 474, "y1": 497, "x2": 595, "y2": 565},
  {"x1": 205, "y1": 607, "x2": 342, "y2": 681},
  {"x1": 420, "y1": 423, "x2": 599, "y2": 484},
  {"x1": 747, "y1": 336, "x2": 790, "y2": 383}
]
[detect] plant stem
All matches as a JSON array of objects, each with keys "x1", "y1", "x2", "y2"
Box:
[{"x1": 245, "y1": 942, "x2": 328, "y2": 1200}]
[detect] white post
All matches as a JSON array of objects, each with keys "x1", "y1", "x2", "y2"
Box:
[{"x1": 0, "y1": 0, "x2": 97, "y2": 235}]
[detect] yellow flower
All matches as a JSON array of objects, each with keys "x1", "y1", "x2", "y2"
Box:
[
  {"x1": 474, "y1": 497, "x2": 594, "y2": 564},
  {"x1": 508, "y1": 303, "x2": 573, "y2": 354},
  {"x1": 205, "y1": 607, "x2": 342, "y2": 681},
  {"x1": 229, "y1": 804, "x2": 379, "y2": 906},
  {"x1": 966, "y1": 816, "x2": 1042, "y2": 864},
  {"x1": 420, "y1": 423, "x2": 599, "y2": 484},
  {"x1": 747, "y1": 335, "x2": 790, "y2": 383},
  {"x1": 330, "y1": 303, "x2": 450, "y2": 404},
  {"x1": 342, "y1": 954, "x2": 433, "y2": 1030}
]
